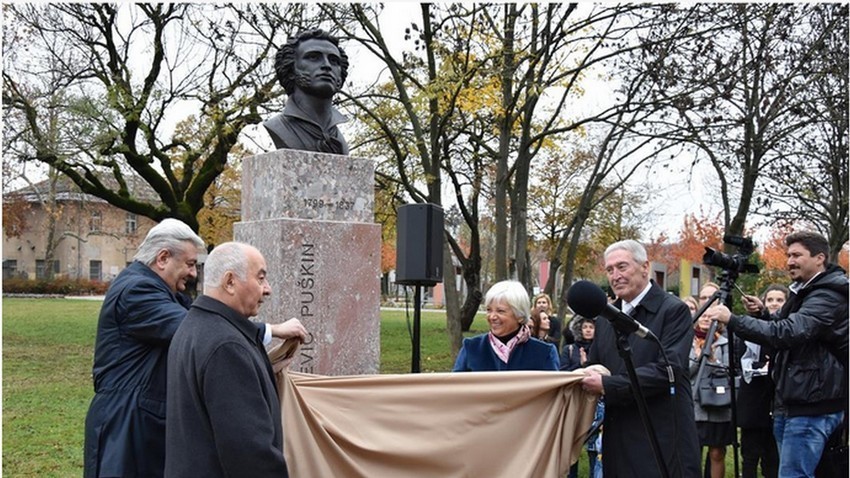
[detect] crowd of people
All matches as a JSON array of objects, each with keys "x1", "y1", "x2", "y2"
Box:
[{"x1": 82, "y1": 215, "x2": 846, "y2": 477}]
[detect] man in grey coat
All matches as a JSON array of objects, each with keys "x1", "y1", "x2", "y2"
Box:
[{"x1": 166, "y1": 242, "x2": 307, "y2": 477}]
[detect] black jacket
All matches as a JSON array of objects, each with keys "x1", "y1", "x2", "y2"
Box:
[
  {"x1": 729, "y1": 264, "x2": 848, "y2": 417},
  {"x1": 587, "y1": 281, "x2": 700, "y2": 478},
  {"x1": 165, "y1": 295, "x2": 287, "y2": 477}
]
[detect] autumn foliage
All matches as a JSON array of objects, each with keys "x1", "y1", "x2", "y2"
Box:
[
  {"x1": 760, "y1": 226, "x2": 793, "y2": 271},
  {"x1": 2, "y1": 194, "x2": 30, "y2": 238},
  {"x1": 381, "y1": 240, "x2": 397, "y2": 274},
  {"x1": 672, "y1": 211, "x2": 724, "y2": 266}
]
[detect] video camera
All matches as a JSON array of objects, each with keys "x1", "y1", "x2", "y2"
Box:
[{"x1": 703, "y1": 235, "x2": 759, "y2": 274}]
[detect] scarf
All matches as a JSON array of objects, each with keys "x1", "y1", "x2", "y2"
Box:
[
  {"x1": 489, "y1": 324, "x2": 531, "y2": 364},
  {"x1": 693, "y1": 328, "x2": 722, "y2": 360}
]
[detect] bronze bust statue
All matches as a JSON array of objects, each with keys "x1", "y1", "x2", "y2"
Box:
[{"x1": 264, "y1": 29, "x2": 350, "y2": 155}]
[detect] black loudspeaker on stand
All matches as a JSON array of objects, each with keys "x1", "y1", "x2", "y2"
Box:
[{"x1": 396, "y1": 203, "x2": 444, "y2": 373}]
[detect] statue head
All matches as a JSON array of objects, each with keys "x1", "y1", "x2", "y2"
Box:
[{"x1": 275, "y1": 29, "x2": 349, "y2": 98}]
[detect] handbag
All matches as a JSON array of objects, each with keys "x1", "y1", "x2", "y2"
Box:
[{"x1": 697, "y1": 366, "x2": 732, "y2": 408}]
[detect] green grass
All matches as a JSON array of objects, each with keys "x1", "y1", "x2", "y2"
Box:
[
  {"x1": 379, "y1": 308, "x2": 488, "y2": 373},
  {"x1": 3, "y1": 299, "x2": 100, "y2": 477},
  {"x1": 3, "y1": 298, "x2": 742, "y2": 477}
]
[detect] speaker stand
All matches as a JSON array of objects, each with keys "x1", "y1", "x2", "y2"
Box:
[{"x1": 412, "y1": 285, "x2": 421, "y2": 373}]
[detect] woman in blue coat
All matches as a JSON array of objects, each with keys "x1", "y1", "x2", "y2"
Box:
[{"x1": 453, "y1": 280, "x2": 559, "y2": 372}]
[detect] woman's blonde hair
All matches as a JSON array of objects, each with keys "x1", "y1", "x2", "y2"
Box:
[{"x1": 531, "y1": 292, "x2": 556, "y2": 315}]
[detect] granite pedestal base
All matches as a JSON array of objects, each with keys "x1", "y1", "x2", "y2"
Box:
[{"x1": 235, "y1": 217, "x2": 380, "y2": 376}]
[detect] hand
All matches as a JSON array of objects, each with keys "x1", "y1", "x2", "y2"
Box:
[
  {"x1": 741, "y1": 294, "x2": 764, "y2": 315},
  {"x1": 581, "y1": 369, "x2": 604, "y2": 395},
  {"x1": 269, "y1": 318, "x2": 308, "y2": 341},
  {"x1": 703, "y1": 304, "x2": 732, "y2": 324},
  {"x1": 579, "y1": 347, "x2": 587, "y2": 366}
]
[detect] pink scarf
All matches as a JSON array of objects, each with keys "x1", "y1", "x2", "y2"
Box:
[{"x1": 488, "y1": 324, "x2": 531, "y2": 363}]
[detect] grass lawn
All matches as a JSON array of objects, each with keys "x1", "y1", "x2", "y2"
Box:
[
  {"x1": 1, "y1": 298, "x2": 487, "y2": 476},
  {"x1": 3, "y1": 298, "x2": 742, "y2": 477}
]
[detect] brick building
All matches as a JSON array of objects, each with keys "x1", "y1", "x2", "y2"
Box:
[{"x1": 3, "y1": 176, "x2": 157, "y2": 281}]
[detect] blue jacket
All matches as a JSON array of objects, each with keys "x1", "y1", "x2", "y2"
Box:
[
  {"x1": 84, "y1": 261, "x2": 191, "y2": 478},
  {"x1": 452, "y1": 334, "x2": 559, "y2": 371}
]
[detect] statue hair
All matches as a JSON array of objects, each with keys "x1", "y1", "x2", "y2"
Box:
[{"x1": 275, "y1": 28, "x2": 349, "y2": 95}]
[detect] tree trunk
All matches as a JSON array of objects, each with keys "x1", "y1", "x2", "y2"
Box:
[
  {"x1": 494, "y1": 4, "x2": 517, "y2": 281},
  {"x1": 442, "y1": 239, "x2": 463, "y2": 358}
]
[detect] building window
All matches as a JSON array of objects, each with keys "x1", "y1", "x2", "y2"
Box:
[
  {"x1": 35, "y1": 260, "x2": 60, "y2": 279},
  {"x1": 90, "y1": 210, "x2": 102, "y2": 232},
  {"x1": 3, "y1": 260, "x2": 17, "y2": 279},
  {"x1": 89, "y1": 260, "x2": 102, "y2": 281},
  {"x1": 125, "y1": 213, "x2": 137, "y2": 234}
]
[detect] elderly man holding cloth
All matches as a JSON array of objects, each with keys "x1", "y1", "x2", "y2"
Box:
[
  {"x1": 166, "y1": 242, "x2": 306, "y2": 477},
  {"x1": 580, "y1": 239, "x2": 700, "y2": 477}
]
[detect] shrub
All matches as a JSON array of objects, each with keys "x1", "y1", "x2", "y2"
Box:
[{"x1": 2, "y1": 278, "x2": 109, "y2": 295}]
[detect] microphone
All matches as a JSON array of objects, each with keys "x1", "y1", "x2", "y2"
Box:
[{"x1": 567, "y1": 280, "x2": 657, "y2": 340}]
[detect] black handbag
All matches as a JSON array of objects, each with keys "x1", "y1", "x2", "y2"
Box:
[{"x1": 697, "y1": 367, "x2": 732, "y2": 408}]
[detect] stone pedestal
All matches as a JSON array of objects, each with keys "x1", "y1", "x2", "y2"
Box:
[{"x1": 234, "y1": 150, "x2": 381, "y2": 375}]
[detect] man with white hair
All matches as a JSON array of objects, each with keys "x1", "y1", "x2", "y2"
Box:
[
  {"x1": 580, "y1": 239, "x2": 700, "y2": 477},
  {"x1": 84, "y1": 218, "x2": 206, "y2": 478},
  {"x1": 166, "y1": 242, "x2": 306, "y2": 477}
]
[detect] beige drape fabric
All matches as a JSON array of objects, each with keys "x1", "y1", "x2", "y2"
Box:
[{"x1": 269, "y1": 343, "x2": 601, "y2": 478}]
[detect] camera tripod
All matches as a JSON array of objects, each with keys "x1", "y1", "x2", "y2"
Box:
[{"x1": 692, "y1": 268, "x2": 742, "y2": 478}]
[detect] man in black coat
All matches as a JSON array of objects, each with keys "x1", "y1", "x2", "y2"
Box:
[
  {"x1": 166, "y1": 242, "x2": 307, "y2": 477},
  {"x1": 83, "y1": 219, "x2": 206, "y2": 478},
  {"x1": 707, "y1": 231, "x2": 848, "y2": 477},
  {"x1": 581, "y1": 239, "x2": 700, "y2": 478}
]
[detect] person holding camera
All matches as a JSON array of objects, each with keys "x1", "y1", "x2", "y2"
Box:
[{"x1": 705, "y1": 231, "x2": 848, "y2": 477}]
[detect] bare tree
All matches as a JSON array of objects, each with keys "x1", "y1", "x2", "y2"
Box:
[
  {"x1": 321, "y1": 3, "x2": 489, "y2": 349},
  {"x1": 633, "y1": 4, "x2": 847, "y2": 246},
  {"x1": 756, "y1": 4, "x2": 849, "y2": 261},
  {"x1": 3, "y1": 4, "x2": 319, "y2": 231}
]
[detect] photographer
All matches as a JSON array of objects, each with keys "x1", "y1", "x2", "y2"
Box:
[{"x1": 705, "y1": 231, "x2": 848, "y2": 477}]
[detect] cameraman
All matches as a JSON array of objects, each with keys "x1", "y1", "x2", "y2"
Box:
[{"x1": 705, "y1": 231, "x2": 848, "y2": 477}]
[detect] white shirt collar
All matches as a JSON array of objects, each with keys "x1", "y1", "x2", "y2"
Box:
[
  {"x1": 789, "y1": 270, "x2": 824, "y2": 294},
  {"x1": 622, "y1": 281, "x2": 652, "y2": 314}
]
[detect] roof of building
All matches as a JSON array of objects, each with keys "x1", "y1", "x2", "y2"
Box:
[{"x1": 8, "y1": 172, "x2": 161, "y2": 204}]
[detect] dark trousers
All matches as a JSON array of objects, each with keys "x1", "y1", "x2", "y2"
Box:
[{"x1": 741, "y1": 426, "x2": 778, "y2": 478}]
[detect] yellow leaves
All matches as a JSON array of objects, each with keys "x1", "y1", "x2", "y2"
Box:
[
  {"x1": 455, "y1": 75, "x2": 502, "y2": 116},
  {"x1": 197, "y1": 163, "x2": 241, "y2": 247}
]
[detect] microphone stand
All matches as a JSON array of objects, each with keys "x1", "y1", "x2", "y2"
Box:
[
  {"x1": 614, "y1": 329, "x2": 671, "y2": 478},
  {"x1": 692, "y1": 269, "x2": 740, "y2": 478},
  {"x1": 412, "y1": 285, "x2": 422, "y2": 373}
]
